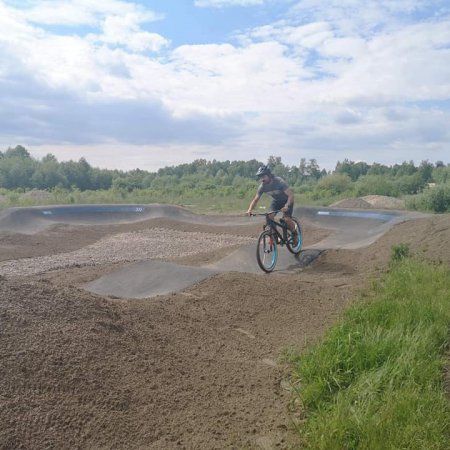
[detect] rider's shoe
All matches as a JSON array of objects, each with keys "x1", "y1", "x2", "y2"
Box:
[{"x1": 291, "y1": 232, "x2": 298, "y2": 246}]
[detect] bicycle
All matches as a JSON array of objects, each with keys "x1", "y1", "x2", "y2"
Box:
[{"x1": 250, "y1": 210, "x2": 303, "y2": 273}]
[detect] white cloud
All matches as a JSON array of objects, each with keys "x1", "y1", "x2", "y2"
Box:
[
  {"x1": 194, "y1": 0, "x2": 265, "y2": 8},
  {"x1": 287, "y1": 0, "x2": 436, "y2": 35},
  {"x1": 27, "y1": 143, "x2": 242, "y2": 172},
  {"x1": 13, "y1": 0, "x2": 168, "y2": 53},
  {"x1": 167, "y1": 41, "x2": 309, "y2": 112},
  {"x1": 320, "y1": 21, "x2": 450, "y2": 104},
  {"x1": 0, "y1": 0, "x2": 449, "y2": 171},
  {"x1": 18, "y1": 0, "x2": 163, "y2": 26},
  {"x1": 94, "y1": 14, "x2": 169, "y2": 53}
]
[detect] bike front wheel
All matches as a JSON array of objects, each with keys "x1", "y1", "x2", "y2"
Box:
[
  {"x1": 256, "y1": 230, "x2": 278, "y2": 273},
  {"x1": 286, "y1": 217, "x2": 303, "y2": 255}
]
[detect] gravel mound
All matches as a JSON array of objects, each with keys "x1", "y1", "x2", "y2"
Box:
[
  {"x1": 330, "y1": 198, "x2": 372, "y2": 209},
  {"x1": 0, "y1": 228, "x2": 253, "y2": 277},
  {"x1": 361, "y1": 195, "x2": 405, "y2": 209},
  {"x1": 331, "y1": 195, "x2": 405, "y2": 210}
]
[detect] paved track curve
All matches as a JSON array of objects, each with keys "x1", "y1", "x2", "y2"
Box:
[{"x1": 0, "y1": 204, "x2": 423, "y2": 298}]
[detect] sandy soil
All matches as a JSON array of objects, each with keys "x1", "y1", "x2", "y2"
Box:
[{"x1": 1, "y1": 213, "x2": 450, "y2": 449}]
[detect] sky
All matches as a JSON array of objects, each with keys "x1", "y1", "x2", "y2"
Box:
[{"x1": 1, "y1": 0, "x2": 449, "y2": 172}]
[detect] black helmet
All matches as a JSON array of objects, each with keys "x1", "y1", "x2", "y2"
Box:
[{"x1": 256, "y1": 165, "x2": 271, "y2": 178}]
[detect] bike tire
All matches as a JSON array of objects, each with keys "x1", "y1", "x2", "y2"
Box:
[
  {"x1": 286, "y1": 217, "x2": 303, "y2": 255},
  {"x1": 256, "y1": 229, "x2": 278, "y2": 273}
]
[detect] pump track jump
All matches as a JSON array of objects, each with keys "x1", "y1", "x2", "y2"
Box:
[{"x1": 0, "y1": 203, "x2": 449, "y2": 449}]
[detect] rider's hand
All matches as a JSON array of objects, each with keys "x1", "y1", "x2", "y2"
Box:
[
  {"x1": 246, "y1": 210, "x2": 253, "y2": 217},
  {"x1": 281, "y1": 205, "x2": 288, "y2": 213}
]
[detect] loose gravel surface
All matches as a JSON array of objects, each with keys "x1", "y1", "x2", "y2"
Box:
[
  {"x1": 0, "y1": 228, "x2": 253, "y2": 277},
  {"x1": 1, "y1": 212, "x2": 450, "y2": 449}
]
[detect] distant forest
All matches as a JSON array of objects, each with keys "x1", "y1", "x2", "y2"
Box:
[{"x1": 1, "y1": 145, "x2": 450, "y2": 212}]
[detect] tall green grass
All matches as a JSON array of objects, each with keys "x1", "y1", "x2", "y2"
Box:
[{"x1": 289, "y1": 257, "x2": 450, "y2": 449}]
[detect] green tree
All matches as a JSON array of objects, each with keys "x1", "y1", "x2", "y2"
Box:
[
  {"x1": 367, "y1": 163, "x2": 390, "y2": 176},
  {"x1": 394, "y1": 173, "x2": 425, "y2": 195},
  {"x1": 0, "y1": 146, "x2": 35, "y2": 189},
  {"x1": 418, "y1": 160, "x2": 434, "y2": 183},
  {"x1": 4, "y1": 145, "x2": 31, "y2": 159},
  {"x1": 432, "y1": 164, "x2": 450, "y2": 184},
  {"x1": 355, "y1": 174, "x2": 399, "y2": 197},
  {"x1": 316, "y1": 173, "x2": 352, "y2": 196},
  {"x1": 335, "y1": 159, "x2": 370, "y2": 181},
  {"x1": 392, "y1": 160, "x2": 417, "y2": 177},
  {"x1": 90, "y1": 169, "x2": 114, "y2": 190},
  {"x1": 31, "y1": 157, "x2": 67, "y2": 189},
  {"x1": 60, "y1": 158, "x2": 93, "y2": 191}
]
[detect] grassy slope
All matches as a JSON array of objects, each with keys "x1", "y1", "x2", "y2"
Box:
[{"x1": 288, "y1": 258, "x2": 450, "y2": 449}]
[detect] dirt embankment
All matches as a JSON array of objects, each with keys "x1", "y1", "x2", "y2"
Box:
[
  {"x1": 1, "y1": 213, "x2": 449, "y2": 449},
  {"x1": 331, "y1": 195, "x2": 406, "y2": 210}
]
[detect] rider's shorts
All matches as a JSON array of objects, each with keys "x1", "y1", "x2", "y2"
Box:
[{"x1": 271, "y1": 199, "x2": 293, "y2": 217}]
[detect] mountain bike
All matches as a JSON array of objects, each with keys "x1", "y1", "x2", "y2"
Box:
[{"x1": 251, "y1": 211, "x2": 303, "y2": 273}]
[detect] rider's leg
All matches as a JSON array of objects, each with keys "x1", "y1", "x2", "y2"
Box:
[
  {"x1": 270, "y1": 200, "x2": 296, "y2": 235},
  {"x1": 283, "y1": 204, "x2": 296, "y2": 233},
  {"x1": 284, "y1": 217, "x2": 295, "y2": 232},
  {"x1": 284, "y1": 214, "x2": 298, "y2": 245},
  {"x1": 268, "y1": 203, "x2": 281, "y2": 242}
]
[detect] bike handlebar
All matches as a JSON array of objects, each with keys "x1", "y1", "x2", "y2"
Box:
[{"x1": 249, "y1": 210, "x2": 282, "y2": 217}]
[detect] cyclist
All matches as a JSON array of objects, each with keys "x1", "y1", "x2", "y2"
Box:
[{"x1": 246, "y1": 165, "x2": 297, "y2": 240}]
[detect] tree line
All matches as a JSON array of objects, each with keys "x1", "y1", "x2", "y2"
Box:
[
  {"x1": 0, "y1": 146, "x2": 328, "y2": 191},
  {"x1": 1, "y1": 145, "x2": 449, "y2": 212},
  {"x1": 2, "y1": 145, "x2": 448, "y2": 192}
]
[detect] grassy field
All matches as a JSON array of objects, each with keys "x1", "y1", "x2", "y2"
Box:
[
  {"x1": 0, "y1": 187, "x2": 319, "y2": 214},
  {"x1": 288, "y1": 255, "x2": 450, "y2": 449},
  {"x1": 1, "y1": 184, "x2": 382, "y2": 217}
]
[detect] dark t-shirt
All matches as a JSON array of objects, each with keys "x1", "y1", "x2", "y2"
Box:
[{"x1": 257, "y1": 176, "x2": 289, "y2": 203}]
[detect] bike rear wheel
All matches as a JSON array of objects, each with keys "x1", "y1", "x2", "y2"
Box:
[
  {"x1": 256, "y1": 229, "x2": 278, "y2": 273},
  {"x1": 286, "y1": 217, "x2": 303, "y2": 255}
]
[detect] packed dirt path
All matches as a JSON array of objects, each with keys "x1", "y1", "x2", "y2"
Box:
[{"x1": 1, "y1": 211, "x2": 450, "y2": 449}]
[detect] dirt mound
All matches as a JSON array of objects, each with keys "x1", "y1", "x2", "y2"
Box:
[
  {"x1": 361, "y1": 195, "x2": 405, "y2": 209},
  {"x1": 331, "y1": 195, "x2": 406, "y2": 210},
  {"x1": 330, "y1": 198, "x2": 372, "y2": 208},
  {"x1": 1, "y1": 213, "x2": 449, "y2": 449}
]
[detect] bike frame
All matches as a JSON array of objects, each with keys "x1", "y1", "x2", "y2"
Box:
[
  {"x1": 253, "y1": 210, "x2": 290, "y2": 245},
  {"x1": 253, "y1": 210, "x2": 302, "y2": 272}
]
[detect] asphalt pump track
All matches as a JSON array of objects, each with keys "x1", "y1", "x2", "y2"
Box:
[{"x1": 0, "y1": 204, "x2": 422, "y2": 299}]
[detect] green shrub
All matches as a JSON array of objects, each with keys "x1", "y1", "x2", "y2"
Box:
[
  {"x1": 355, "y1": 174, "x2": 399, "y2": 197},
  {"x1": 406, "y1": 184, "x2": 450, "y2": 213},
  {"x1": 391, "y1": 243, "x2": 410, "y2": 262},
  {"x1": 394, "y1": 173, "x2": 425, "y2": 195},
  {"x1": 315, "y1": 173, "x2": 352, "y2": 196}
]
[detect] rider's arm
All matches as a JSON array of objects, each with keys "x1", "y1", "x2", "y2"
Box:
[
  {"x1": 282, "y1": 189, "x2": 294, "y2": 210},
  {"x1": 247, "y1": 193, "x2": 261, "y2": 215}
]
